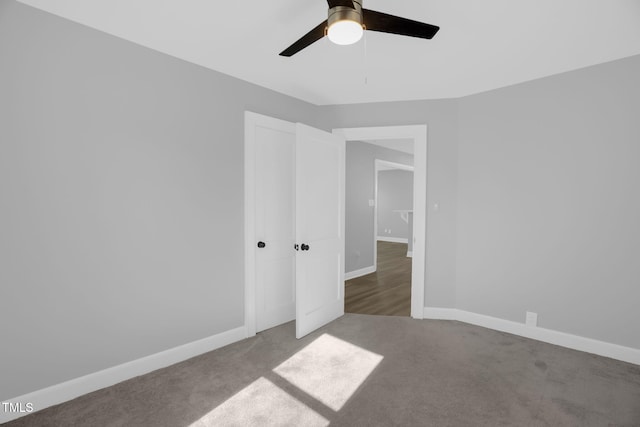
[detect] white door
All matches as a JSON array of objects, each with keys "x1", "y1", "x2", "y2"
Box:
[
  {"x1": 295, "y1": 123, "x2": 345, "y2": 339},
  {"x1": 249, "y1": 114, "x2": 297, "y2": 333}
]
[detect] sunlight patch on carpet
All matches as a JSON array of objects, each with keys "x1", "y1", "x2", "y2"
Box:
[
  {"x1": 273, "y1": 333, "x2": 383, "y2": 411},
  {"x1": 192, "y1": 377, "x2": 328, "y2": 427}
]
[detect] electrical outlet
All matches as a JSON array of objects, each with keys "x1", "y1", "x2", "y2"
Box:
[
  {"x1": 525, "y1": 311, "x2": 538, "y2": 327},
  {"x1": 388, "y1": 229, "x2": 391, "y2": 234}
]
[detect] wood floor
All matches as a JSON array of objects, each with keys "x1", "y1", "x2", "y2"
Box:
[{"x1": 345, "y1": 241, "x2": 411, "y2": 316}]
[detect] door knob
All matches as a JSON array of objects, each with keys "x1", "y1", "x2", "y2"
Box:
[
  {"x1": 301, "y1": 243, "x2": 310, "y2": 251},
  {"x1": 257, "y1": 241, "x2": 266, "y2": 248}
]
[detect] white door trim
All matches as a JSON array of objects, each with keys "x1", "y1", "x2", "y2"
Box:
[
  {"x1": 333, "y1": 125, "x2": 427, "y2": 319},
  {"x1": 374, "y1": 159, "x2": 414, "y2": 271}
]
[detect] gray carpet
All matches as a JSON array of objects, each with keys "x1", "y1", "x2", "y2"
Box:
[{"x1": 5, "y1": 314, "x2": 640, "y2": 426}]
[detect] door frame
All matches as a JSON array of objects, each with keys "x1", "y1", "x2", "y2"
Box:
[
  {"x1": 374, "y1": 159, "x2": 415, "y2": 268},
  {"x1": 333, "y1": 125, "x2": 427, "y2": 319},
  {"x1": 245, "y1": 117, "x2": 428, "y2": 338}
]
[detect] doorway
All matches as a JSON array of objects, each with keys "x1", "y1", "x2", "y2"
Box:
[
  {"x1": 343, "y1": 147, "x2": 415, "y2": 316},
  {"x1": 334, "y1": 126, "x2": 427, "y2": 319},
  {"x1": 374, "y1": 159, "x2": 415, "y2": 266},
  {"x1": 245, "y1": 119, "x2": 428, "y2": 340}
]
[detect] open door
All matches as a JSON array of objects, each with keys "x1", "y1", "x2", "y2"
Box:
[{"x1": 295, "y1": 123, "x2": 345, "y2": 339}]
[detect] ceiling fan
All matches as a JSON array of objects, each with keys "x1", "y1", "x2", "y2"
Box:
[{"x1": 280, "y1": 0, "x2": 439, "y2": 57}]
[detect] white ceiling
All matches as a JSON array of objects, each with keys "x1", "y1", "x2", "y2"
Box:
[{"x1": 18, "y1": 0, "x2": 640, "y2": 105}]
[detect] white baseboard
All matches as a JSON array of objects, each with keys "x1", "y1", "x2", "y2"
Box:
[
  {"x1": 376, "y1": 236, "x2": 408, "y2": 244},
  {"x1": 406, "y1": 251, "x2": 413, "y2": 258},
  {"x1": 423, "y1": 307, "x2": 640, "y2": 366},
  {"x1": 345, "y1": 265, "x2": 376, "y2": 280},
  {"x1": 0, "y1": 326, "x2": 247, "y2": 423}
]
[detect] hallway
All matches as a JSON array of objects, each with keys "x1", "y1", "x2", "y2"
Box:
[{"x1": 345, "y1": 241, "x2": 411, "y2": 316}]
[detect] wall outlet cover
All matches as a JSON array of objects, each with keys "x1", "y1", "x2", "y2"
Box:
[{"x1": 525, "y1": 311, "x2": 538, "y2": 327}]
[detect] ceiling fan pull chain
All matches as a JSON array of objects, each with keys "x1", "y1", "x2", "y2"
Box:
[{"x1": 364, "y1": 31, "x2": 368, "y2": 85}]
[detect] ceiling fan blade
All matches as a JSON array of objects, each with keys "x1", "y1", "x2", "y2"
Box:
[
  {"x1": 327, "y1": 0, "x2": 355, "y2": 9},
  {"x1": 362, "y1": 9, "x2": 439, "y2": 39},
  {"x1": 279, "y1": 20, "x2": 327, "y2": 57}
]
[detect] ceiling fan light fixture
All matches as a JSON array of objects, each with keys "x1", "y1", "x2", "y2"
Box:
[
  {"x1": 327, "y1": 19, "x2": 364, "y2": 45},
  {"x1": 279, "y1": 0, "x2": 440, "y2": 57}
]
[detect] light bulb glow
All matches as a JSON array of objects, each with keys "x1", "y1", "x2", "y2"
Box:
[{"x1": 327, "y1": 20, "x2": 364, "y2": 45}]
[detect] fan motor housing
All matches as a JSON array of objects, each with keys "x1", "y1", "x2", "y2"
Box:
[{"x1": 328, "y1": 0, "x2": 363, "y2": 28}]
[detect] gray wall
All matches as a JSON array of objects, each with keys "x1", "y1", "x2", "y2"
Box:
[
  {"x1": 377, "y1": 170, "x2": 414, "y2": 240},
  {"x1": 345, "y1": 142, "x2": 413, "y2": 273},
  {"x1": 0, "y1": 0, "x2": 323, "y2": 400},
  {"x1": 322, "y1": 100, "x2": 459, "y2": 309},
  {"x1": 457, "y1": 55, "x2": 640, "y2": 349},
  {"x1": 3, "y1": 0, "x2": 639, "y2": 404}
]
